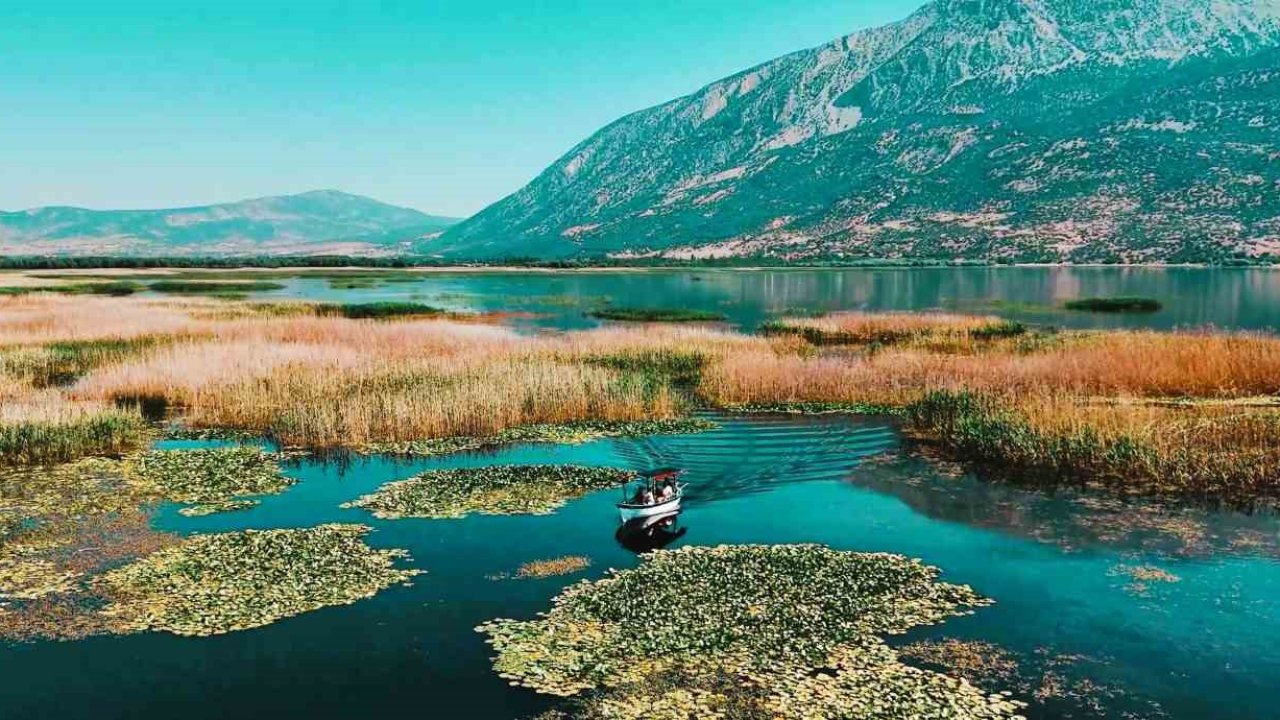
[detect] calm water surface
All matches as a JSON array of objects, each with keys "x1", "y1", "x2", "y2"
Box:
[
  {"x1": 229, "y1": 267, "x2": 1280, "y2": 332},
  {"x1": 3, "y1": 415, "x2": 1278, "y2": 719}
]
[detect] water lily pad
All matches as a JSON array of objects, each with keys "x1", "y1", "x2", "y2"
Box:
[
  {"x1": 363, "y1": 418, "x2": 716, "y2": 457},
  {"x1": 98, "y1": 524, "x2": 421, "y2": 637},
  {"x1": 342, "y1": 465, "x2": 631, "y2": 519},
  {"x1": 128, "y1": 446, "x2": 293, "y2": 514},
  {"x1": 477, "y1": 544, "x2": 1023, "y2": 718}
]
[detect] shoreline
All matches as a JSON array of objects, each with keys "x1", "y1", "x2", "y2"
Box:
[{"x1": 7, "y1": 262, "x2": 1280, "y2": 277}]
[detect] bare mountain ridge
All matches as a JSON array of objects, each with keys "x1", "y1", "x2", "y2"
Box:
[{"x1": 437, "y1": 0, "x2": 1280, "y2": 262}]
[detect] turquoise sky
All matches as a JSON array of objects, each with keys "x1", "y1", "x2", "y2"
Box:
[{"x1": 1, "y1": 1, "x2": 924, "y2": 216}]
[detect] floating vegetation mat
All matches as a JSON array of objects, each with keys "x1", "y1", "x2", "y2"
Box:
[
  {"x1": 900, "y1": 638, "x2": 1167, "y2": 719},
  {"x1": 343, "y1": 465, "x2": 631, "y2": 519},
  {"x1": 477, "y1": 544, "x2": 1023, "y2": 719},
  {"x1": 363, "y1": 418, "x2": 716, "y2": 457},
  {"x1": 724, "y1": 401, "x2": 903, "y2": 416},
  {"x1": 587, "y1": 307, "x2": 727, "y2": 323},
  {"x1": 127, "y1": 446, "x2": 293, "y2": 514},
  {"x1": 98, "y1": 524, "x2": 421, "y2": 637},
  {"x1": 516, "y1": 555, "x2": 592, "y2": 579},
  {"x1": 0, "y1": 458, "x2": 179, "y2": 640},
  {"x1": 1108, "y1": 563, "x2": 1181, "y2": 597}
]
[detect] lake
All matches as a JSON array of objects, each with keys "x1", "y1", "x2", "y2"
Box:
[
  {"x1": 229, "y1": 266, "x2": 1280, "y2": 332},
  {"x1": 4, "y1": 414, "x2": 1278, "y2": 719}
]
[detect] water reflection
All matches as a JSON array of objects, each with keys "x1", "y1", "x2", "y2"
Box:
[
  {"x1": 615, "y1": 512, "x2": 687, "y2": 553},
  {"x1": 849, "y1": 451, "x2": 1280, "y2": 559},
  {"x1": 252, "y1": 267, "x2": 1280, "y2": 333}
]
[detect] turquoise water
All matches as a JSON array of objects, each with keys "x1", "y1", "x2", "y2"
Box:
[
  {"x1": 3, "y1": 414, "x2": 1279, "y2": 719},
  {"x1": 224, "y1": 267, "x2": 1280, "y2": 332}
]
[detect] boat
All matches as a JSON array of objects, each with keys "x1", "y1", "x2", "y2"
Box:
[
  {"x1": 617, "y1": 468, "x2": 686, "y2": 523},
  {"x1": 615, "y1": 511, "x2": 686, "y2": 553}
]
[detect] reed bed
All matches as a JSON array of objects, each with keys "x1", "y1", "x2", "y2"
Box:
[
  {"x1": 761, "y1": 311, "x2": 1009, "y2": 346},
  {"x1": 4, "y1": 293, "x2": 1280, "y2": 498},
  {"x1": 0, "y1": 399, "x2": 146, "y2": 464},
  {"x1": 905, "y1": 391, "x2": 1280, "y2": 500}
]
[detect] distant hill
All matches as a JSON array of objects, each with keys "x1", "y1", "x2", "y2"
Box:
[
  {"x1": 0, "y1": 190, "x2": 459, "y2": 257},
  {"x1": 437, "y1": 0, "x2": 1280, "y2": 263}
]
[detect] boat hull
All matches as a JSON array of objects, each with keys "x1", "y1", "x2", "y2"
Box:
[{"x1": 617, "y1": 496, "x2": 682, "y2": 523}]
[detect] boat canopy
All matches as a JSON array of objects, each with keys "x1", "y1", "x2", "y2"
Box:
[
  {"x1": 621, "y1": 468, "x2": 685, "y2": 500},
  {"x1": 640, "y1": 467, "x2": 684, "y2": 481}
]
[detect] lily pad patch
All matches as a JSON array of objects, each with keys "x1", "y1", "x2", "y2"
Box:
[
  {"x1": 477, "y1": 544, "x2": 1024, "y2": 719},
  {"x1": 98, "y1": 524, "x2": 421, "y2": 637},
  {"x1": 128, "y1": 446, "x2": 294, "y2": 515},
  {"x1": 342, "y1": 465, "x2": 632, "y2": 519}
]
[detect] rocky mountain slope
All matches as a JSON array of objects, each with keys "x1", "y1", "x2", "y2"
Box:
[
  {"x1": 437, "y1": 0, "x2": 1280, "y2": 263},
  {"x1": 0, "y1": 190, "x2": 458, "y2": 257}
]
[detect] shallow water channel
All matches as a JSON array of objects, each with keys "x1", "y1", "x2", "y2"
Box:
[{"x1": 3, "y1": 414, "x2": 1279, "y2": 718}]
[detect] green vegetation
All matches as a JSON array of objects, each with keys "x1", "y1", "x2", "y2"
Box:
[
  {"x1": 334, "y1": 301, "x2": 446, "y2": 319},
  {"x1": 968, "y1": 320, "x2": 1029, "y2": 340},
  {"x1": 363, "y1": 418, "x2": 717, "y2": 457},
  {"x1": 342, "y1": 464, "x2": 632, "y2": 519},
  {"x1": 99, "y1": 524, "x2": 421, "y2": 637},
  {"x1": 904, "y1": 390, "x2": 1280, "y2": 501},
  {"x1": 725, "y1": 401, "x2": 904, "y2": 415},
  {"x1": 0, "y1": 281, "x2": 142, "y2": 297},
  {"x1": 588, "y1": 307, "x2": 727, "y2": 323},
  {"x1": 146, "y1": 280, "x2": 286, "y2": 296},
  {"x1": 178, "y1": 499, "x2": 260, "y2": 517},
  {"x1": 514, "y1": 555, "x2": 592, "y2": 579},
  {"x1": 1063, "y1": 296, "x2": 1163, "y2": 313},
  {"x1": 585, "y1": 349, "x2": 708, "y2": 386},
  {"x1": 0, "y1": 458, "x2": 178, "y2": 640},
  {"x1": 0, "y1": 337, "x2": 173, "y2": 388},
  {"x1": 0, "y1": 411, "x2": 147, "y2": 466},
  {"x1": 760, "y1": 317, "x2": 1027, "y2": 346},
  {"x1": 127, "y1": 447, "x2": 293, "y2": 513},
  {"x1": 477, "y1": 544, "x2": 1020, "y2": 718}
]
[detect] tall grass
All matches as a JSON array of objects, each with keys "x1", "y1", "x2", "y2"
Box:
[
  {"x1": 0, "y1": 337, "x2": 174, "y2": 387},
  {"x1": 8, "y1": 293, "x2": 1280, "y2": 499},
  {"x1": 0, "y1": 403, "x2": 146, "y2": 464},
  {"x1": 905, "y1": 391, "x2": 1280, "y2": 500},
  {"x1": 760, "y1": 312, "x2": 1016, "y2": 346},
  {"x1": 183, "y1": 360, "x2": 680, "y2": 447},
  {"x1": 147, "y1": 281, "x2": 285, "y2": 295}
]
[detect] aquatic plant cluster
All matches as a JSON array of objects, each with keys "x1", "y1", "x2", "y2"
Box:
[
  {"x1": 904, "y1": 391, "x2": 1280, "y2": 501},
  {"x1": 1063, "y1": 296, "x2": 1163, "y2": 313},
  {"x1": 99, "y1": 524, "x2": 420, "y2": 636},
  {"x1": 588, "y1": 307, "x2": 728, "y2": 323},
  {"x1": 364, "y1": 418, "x2": 716, "y2": 456},
  {"x1": 514, "y1": 555, "x2": 592, "y2": 579},
  {"x1": 478, "y1": 544, "x2": 1023, "y2": 718},
  {"x1": 760, "y1": 311, "x2": 1027, "y2": 347},
  {"x1": 128, "y1": 446, "x2": 294, "y2": 515},
  {"x1": 343, "y1": 465, "x2": 632, "y2": 519},
  {"x1": 0, "y1": 458, "x2": 179, "y2": 640}
]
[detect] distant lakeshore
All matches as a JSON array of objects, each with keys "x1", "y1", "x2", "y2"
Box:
[{"x1": 2, "y1": 255, "x2": 1279, "y2": 272}]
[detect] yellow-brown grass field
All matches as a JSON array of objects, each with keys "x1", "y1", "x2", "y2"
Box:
[{"x1": 3, "y1": 293, "x2": 1280, "y2": 500}]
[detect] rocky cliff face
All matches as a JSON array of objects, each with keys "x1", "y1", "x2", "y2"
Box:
[
  {"x1": 0, "y1": 190, "x2": 458, "y2": 256},
  {"x1": 437, "y1": 0, "x2": 1280, "y2": 263}
]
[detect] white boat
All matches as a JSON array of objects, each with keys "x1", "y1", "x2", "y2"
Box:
[{"x1": 617, "y1": 469, "x2": 686, "y2": 523}]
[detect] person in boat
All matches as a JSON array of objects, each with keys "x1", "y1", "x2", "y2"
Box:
[
  {"x1": 658, "y1": 481, "x2": 675, "y2": 501},
  {"x1": 638, "y1": 487, "x2": 655, "y2": 505}
]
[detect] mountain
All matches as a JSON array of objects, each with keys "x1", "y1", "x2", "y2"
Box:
[
  {"x1": 437, "y1": 0, "x2": 1280, "y2": 263},
  {"x1": 0, "y1": 190, "x2": 460, "y2": 257}
]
